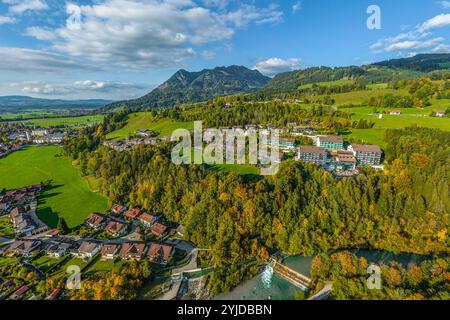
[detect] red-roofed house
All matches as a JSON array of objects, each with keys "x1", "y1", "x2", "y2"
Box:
[
  {"x1": 147, "y1": 243, "x2": 174, "y2": 265},
  {"x1": 124, "y1": 208, "x2": 142, "y2": 221},
  {"x1": 85, "y1": 213, "x2": 106, "y2": 230},
  {"x1": 137, "y1": 213, "x2": 157, "y2": 228},
  {"x1": 118, "y1": 243, "x2": 146, "y2": 261},
  {"x1": 105, "y1": 221, "x2": 127, "y2": 237},
  {"x1": 150, "y1": 222, "x2": 169, "y2": 238}
]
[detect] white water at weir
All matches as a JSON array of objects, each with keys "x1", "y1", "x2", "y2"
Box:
[{"x1": 261, "y1": 265, "x2": 274, "y2": 289}]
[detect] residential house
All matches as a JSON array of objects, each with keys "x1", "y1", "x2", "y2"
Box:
[
  {"x1": 385, "y1": 110, "x2": 401, "y2": 115},
  {"x1": 298, "y1": 146, "x2": 328, "y2": 166},
  {"x1": 316, "y1": 136, "x2": 344, "y2": 150},
  {"x1": 46, "y1": 288, "x2": 62, "y2": 300},
  {"x1": 176, "y1": 224, "x2": 185, "y2": 237},
  {"x1": 74, "y1": 241, "x2": 101, "y2": 260},
  {"x1": 137, "y1": 213, "x2": 157, "y2": 228},
  {"x1": 436, "y1": 110, "x2": 446, "y2": 118},
  {"x1": 31, "y1": 129, "x2": 48, "y2": 137},
  {"x1": 10, "y1": 207, "x2": 37, "y2": 235},
  {"x1": 101, "y1": 244, "x2": 120, "y2": 260},
  {"x1": 10, "y1": 285, "x2": 29, "y2": 300},
  {"x1": 136, "y1": 129, "x2": 158, "y2": 137},
  {"x1": 124, "y1": 208, "x2": 142, "y2": 221},
  {"x1": 105, "y1": 221, "x2": 127, "y2": 237},
  {"x1": 118, "y1": 242, "x2": 146, "y2": 261},
  {"x1": 46, "y1": 242, "x2": 71, "y2": 259},
  {"x1": 348, "y1": 144, "x2": 383, "y2": 166},
  {"x1": 147, "y1": 243, "x2": 174, "y2": 266},
  {"x1": 85, "y1": 213, "x2": 106, "y2": 230},
  {"x1": 111, "y1": 204, "x2": 126, "y2": 215},
  {"x1": 4, "y1": 240, "x2": 41, "y2": 257},
  {"x1": 151, "y1": 222, "x2": 169, "y2": 238}
]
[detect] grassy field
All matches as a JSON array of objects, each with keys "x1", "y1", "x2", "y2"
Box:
[
  {"x1": 85, "y1": 258, "x2": 125, "y2": 274},
  {"x1": 10, "y1": 115, "x2": 105, "y2": 128},
  {"x1": 331, "y1": 88, "x2": 409, "y2": 105},
  {"x1": 0, "y1": 216, "x2": 15, "y2": 238},
  {"x1": 342, "y1": 106, "x2": 450, "y2": 146},
  {"x1": 0, "y1": 110, "x2": 58, "y2": 120},
  {"x1": 0, "y1": 146, "x2": 108, "y2": 228},
  {"x1": 106, "y1": 112, "x2": 194, "y2": 139},
  {"x1": 299, "y1": 79, "x2": 355, "y2": 89},
  {"x1": 32, "y1": 255, "x2": 67, "y2": 273},
  {"x1": 210, "y1": 164, "x2": 260, "y2": 175}
]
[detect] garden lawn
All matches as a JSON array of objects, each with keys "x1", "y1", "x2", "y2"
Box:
[
  {"x1": 0, "y1": 216, "x2": 15, "y2": 238},
  {"x1": 0, "y1": 146, "x2": 108, "y2": 228},
  {"x1": 106, "y1": 112, "x2": 194, "y2": 139}
]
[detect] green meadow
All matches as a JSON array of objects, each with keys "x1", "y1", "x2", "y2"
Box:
[
  {"x1": 0, "y1": 146, "x2": 108, "y2": 228},
  {"x1": 331, "y1": 88, "x2": 409, "y2": 105},
  {"x1": 106, "y1": 112, "x2": 194, "y2": 139},
  {"x1": 299, "y1": 79, "x2": 355, "y2": 89},
  {"x1": 10, "y1": 115, "x2": 105, "y2": 128},
  {"x1": 342, "y1": 105, "x2": 450, "y2": 146}
]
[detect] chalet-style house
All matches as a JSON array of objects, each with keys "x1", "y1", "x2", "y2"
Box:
[
  {"x1": 105, "y1": 221, "x2": 127, "y2": 237},
  {"x1": 85, "y1": 213, "x2": 106, "y2": 230},
  {"x1": 137, "y1": 213, "x2": 157, "y2": 228},
  {"x1": 118, "y1": 242, "x2": 146, "y2": 261},
  {"x1": 111, "y1": 204, "x2": 126, "y2": 215},
  {"x1": 45, "y1": 242, "x2": 71, "y2": 259},
  {"x1": 151, "y1": 222, "x2": 169, "y2": 238},
  {"x1": 10, "y1": 206, "x2": 37, "y2": 235},
  {"x1": 435, "y1": 110, "x2": 446, "y2": 118},
  {"x1": 101, "y1": 244, "x2": 120, "y2": 260},
  {"x1": 147, "y1": 243, "x2": 174, "y2": 266},
  {"x1": 385, "y1": 110, "x2": 401, "y2": 115},
  {"x1": 74, "y1": 241, "x2": 101, "y2": 260},
  {"x1": 124, "y1": 208, "x2": 142, "y2": 220},
  {"x1": 4, "y1": 240, "x2": 41, "y2": 257}
]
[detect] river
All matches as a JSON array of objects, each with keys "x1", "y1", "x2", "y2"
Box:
[{"x1": 214, "y1": 249, "x2": 429, "y2": 300}]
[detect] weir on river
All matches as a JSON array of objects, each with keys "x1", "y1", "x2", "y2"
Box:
[{"x1": 268, "y1": 257, "x2": 311, "y2": 291}]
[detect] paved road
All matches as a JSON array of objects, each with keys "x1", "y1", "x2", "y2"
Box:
[
  {"x1": 308, "y1": 283, "x2": 333, "y2": 300},
  {"x1": 172, "y1": 249, "x2": 199, "y2": 275},
  {"x1": 0, "y1": 236, "x2": 14, "y2": 244}
]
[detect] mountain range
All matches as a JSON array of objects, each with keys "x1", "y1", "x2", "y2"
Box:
[
  {"x1": 0, "y1": 96, "x2": 113, "y2": 113},
  {"x1": 103, "y1": 54, "x2": 450, "y2": 112},
  {"x1": 103, "y1": 65, "x2": 270, "y2": 111},
  {"x1": 1, "y1": 54, "x2": 448, "y2": 114}
]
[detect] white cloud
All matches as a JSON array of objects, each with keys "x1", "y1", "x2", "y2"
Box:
[
  {"x1": 371, "y1": 12, "x2": 450, "y2": 55},
  {"x1": 292, "y1": 1, "x2": 301, "y2": 14},
  {"x1": 0, "y1": 47, "x2": 98, "y2": 72},
  {"x1": 13, "y1": 79, "x2": 149, "y2": 99},
  {"x1": 439, "y1": 1, "x2": 450, "y2": 9},
  {"x1": 254, "y1": 57, "x2": 300, "y2": 76},
  {"x1": 0, "y1": 15, "x2": 14, "y2": 24},
  {"x1": 432, "y1": 43, "x2": 450, "y2": 53},
  {"x1": 418, "y1": 13, "x2": 450, "y2": 31},
  {"x1": 25, "y1": 26, "x2": 56, "y2": 41},
  {"x1": 2, "y1": 0, "x2": 48, "y2": 14},
  {"x1": 384, "y1": 37, "x2": 444, "y2": 52},
  {"x1": 201, "y1": 50, "x2": 216, "y2": 60},
  {"x1": 21, "y1": 0, "x2": 281, "y2": 69}
]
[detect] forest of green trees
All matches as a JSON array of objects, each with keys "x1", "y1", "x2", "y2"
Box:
[{"x1": 64, "y1": 116, "x2": 449, "y2": 295}]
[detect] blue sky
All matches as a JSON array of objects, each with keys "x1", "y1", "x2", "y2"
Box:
[{"x1": 0, "y1": 0, "x2": 449, "y2": 100}]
